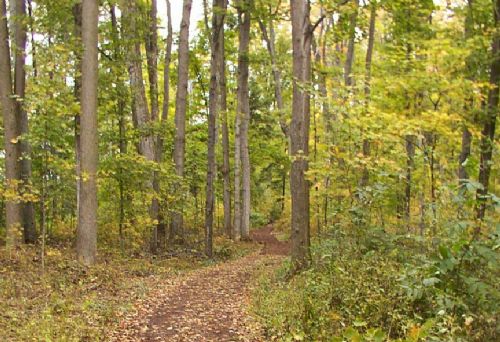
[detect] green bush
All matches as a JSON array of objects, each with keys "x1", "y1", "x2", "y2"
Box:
[{"x1": 253, "y1": 225, "x2": 499, "y2": 341}]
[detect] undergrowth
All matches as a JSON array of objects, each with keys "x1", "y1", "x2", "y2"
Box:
[{"x1": 253, "y1": 224, "x2": 499, "y2": 341}]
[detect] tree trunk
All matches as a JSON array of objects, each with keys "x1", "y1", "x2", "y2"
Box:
[
  {"x1": 171, "y1": 0, "x2": 193, "y2": 241},
  {"x1": 404, "y1": 135, "x2": 416, "y2": 231},
  {"x1": 360, "y1": 1, "x2": 376, "y2": 188},
  {"x1": 234, "y1": 102, "x2": 242, "y2": 240},
  {"x1": 205, "y1": 0, "x2": 226, "y2": 257},
  {"x1": 110, "y1": 4, "x2": 127, "y2": 251},
  {"x1": 290, "y1": 0, "x2": 311, "y2": 270},
  {"x1": 237, "y1": 1, "x2": 251, "y2": 240},
  {"x1": 459, "y1": 0, "x2": 474, "y2": 188},
  {"x1": 13, "y1": 0, "x2": 36, "y2": 243},
  {"x1": 220, "y1": 7, "x2": 231, "y2": 238},
  {"x1": 73, "y1": 2, "x2": 82, "y2": 243},
  {"x1": 156, "y1": 0, "x2": 173, "y2": 248},
  {"x1": 259, "y1": 17, "x2": 288, "y2": 136},
  {"x1": 122, "y1": 1, "x2": 157, "y2": 246},
  {"x1": 0, "y1": 0, "x2": 22, "y2": 247},
  {"x1": 476, "y1": 0, "x2": 500, "y2": 221},
  {"x1": 344, "y1": 0, "x2": 359, "y2": 87},
  {"x1": 458, "y1": 127, "x2": 471, "y2": 183},
  {"x1": 145, "y1": 0, "x2": 161, "y2": 252},
  {"x1": 76, "y1": 0, "x2": 98, "y2": 265}
]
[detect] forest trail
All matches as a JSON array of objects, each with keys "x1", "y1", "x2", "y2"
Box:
[{"x1": 111, "y1": 225, "x2": 289, "y2": 341}]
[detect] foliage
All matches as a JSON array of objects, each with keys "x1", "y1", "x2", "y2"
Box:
[{"x1": 253, "y1": 224, "x2": 499, "y2": 341}]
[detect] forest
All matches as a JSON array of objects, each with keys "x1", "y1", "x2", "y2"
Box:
[{"x1": 0, "y1": 0, "x2": 498, "y2": 341}]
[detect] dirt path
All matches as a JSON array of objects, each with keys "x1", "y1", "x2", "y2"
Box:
[{"x1": 111, "y1": 225, "x2": 289, "y2": 342}]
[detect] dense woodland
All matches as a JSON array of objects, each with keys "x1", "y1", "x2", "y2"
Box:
[{"x1": 0, "y1": 0, "x2": 499, "y2": 340}]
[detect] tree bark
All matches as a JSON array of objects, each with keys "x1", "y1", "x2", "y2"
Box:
[
  {"x1": 404, "y1": 134, "x2": 416, "y2": 230},
  {"x1": 360, "y1": 1, "x2": 376, "y2": 188},
  {"x1": 0, "y1": 0, "x2": 22, "y2": 247},
  {"x1": 344, "y1": 0, "x2": 359, "y2": 87},
  {"x1": 476, "y1": 0, "x2": 500, "y2": 221},
  {"x1": 156, "y1": 0, "x2": 173, "y2": 248},
  {"x1": 110, "y1": 4, "x2": 127, "y2": 250},
  {"x1": 76, "y1": 0, "x2": 99, "y2": 265},
  {"x1": 458, "y1": 126, "x2": 471, "y2": 182},
  {"x1": 290, "y1": 0, "x2": 312, "y2": 270},
  {"x1": 13, "y1": 0, "x2": 36, "y2": 243},
  {"x1": 205, "y1": 0, "x2": 226, "y2": 257},
  {"x1": 237, "y1": 0, "x2": 251, "y2": 240},
  {"x1": 459, "y1": 0, "x2": 474, "y2": 187},
  {"x1": 171, "y1": 0, "x2": 193, "y2": 241},
  {"x1": 234, "y1": 94, "x2": 242, "y2": 240},
  {"x1": 259, "y1": 17, "x2": 288, "y2": 136},
  {"x1": 145, "y1": 0, "x2": 161, "y2": 252},
  {"x1": 73, "y1": 2, "x2": 82, "y2": 242},
  {"x1": 220, "y1": 4, "x2": 231, "y2": 238},
  {"x1": 122, "y1": 0, "x2": 157, "y2": 249}
]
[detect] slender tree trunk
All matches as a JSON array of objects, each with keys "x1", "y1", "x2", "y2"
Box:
[
  {"x1": 123, "y1": 5, "x2": 156, "y2": 192},
  {"x1": 290, "y1": 0, "x2": 312, "y2": 270},
  {"x1": 404, "y1": 135, "x2": 416, "y2": 231},
  {"x1": 458, "y1": 127, "x2": 471, "y2": 182},
  {"x1": 76, "y1": 0, "x2": 98, "y2": 265},
  {"x1": 237, "y1": 0, "x2": 251, "y2": 240},
  {"x1": 171, "y1": 0, "x2": 193, "y2": 241},
  {"x1": 259, "y1": 17, "x2": 288, "y2": 136},
  {"x1": 110, "y1": 4, "x2": 127, "y2": 251},
  {"x1": 344, "y1": 0, "x2": 358, "y2": 87},
  {"x1": 145, "y1": 0, "x2": 161, "y2": 252},
  {"x1": 73, "y1": 2, "x2": 82, "y2": 240},
  {"x1": 0, "y1": 0, "x2": 22, "y2": 247},
  {"x1": 476, "y1": 0, "x2": 500, "y2": 221},
  {"x1": 205, "y1": 0, "x2": 226, "y2": 257},
  {"x1": 156, "y1": 0, "x2": 173, "y2": 248},
  {"x1": 220, "y1": 5, "x2": 231, "y2": 238},
  {"x1": 459, "y1": 0, "x2": 474, "y2": 188},
  {"x1": 234, "y1": 103, "x2": 242, "y2": 240},
  {"x1": 360, "y1": 1, "x2": 376, "y2": 188},
  {"x1": 13, "y1": 0, "x2": 36, "y2": 243}
]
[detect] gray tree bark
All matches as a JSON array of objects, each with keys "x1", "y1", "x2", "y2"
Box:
[
  {"x1": 360, "y1": 1, "x2": 376, "y2": 188},
  {"x1": 259, "y1": 16, "x2": 288, "y2": 136},
  {"x1": 171, "y1": 0, "x2": 193, "y2": 241},
  {"x1": 145, "y1": 0, "x2": 161, "y2": 252},
  {"x1": 76, "y1": 0, "x2": 98, "y2": 265},
  {"x1": 0, "y1": 0, "x2": 22, "y2": 247},
  {"x1": 205, "y1": 0, "x2": 226, "y2": 256},
  {"x1": 344, "y1": 0, "x2": 358, "y2": 87},
  {"x1": 219, "y1": 1, "x2": 231, "y2": 238},
  {"x1": 476, "y1": 0, "x2": 500, "y2": 221},
  {"x1": 155, "y1": 0, "x2": 173, "y2": 248},
  {"x1": 237, "y1": 0, "x2": 251, "y2": 240},
  {"x1": 13, "y1": 0, "x2": 36, "y2": 243},
  {"x1": 290, "y1": 0, "x2": 312, "y2": 269}
]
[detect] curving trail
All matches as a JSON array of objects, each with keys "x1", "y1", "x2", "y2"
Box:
[{"x1": 111, "y1": 225, "x2": 288, "y2": 342}]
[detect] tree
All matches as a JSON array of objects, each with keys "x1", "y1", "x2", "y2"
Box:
[
  {"x1": 13, "y1": 0, "x2": 36, "y2": 243},
  {"x1": 171, "y1": 0, "x2": 193, "y2": 241},
  {"x1": 156, "y1": 0, "x2": 173, "y2": 247},
  {"x1": 205, "y1": 0, "x2": 227, "y2": 256},
  {"x1": 476, "y1": 0, "x2": 500, "y2": 221},
  {"x1": 237, "y1": 0, "x2": 252, "y2": 240},
  {"x1": 219, "y1": 1, "x2": 231, "y2": 239},
  {"x1": 0, "y1": 0, "x2": 22, "y2": 247},
  {"x1": 76, "y1": 0, "x2": 98, "y2": 265},
  {"x1": 344, "y1": 0, "x2": 359, "y2": 88},
  {"x1": 290, "y1": 0, "x2": 312, "y2": 269}
]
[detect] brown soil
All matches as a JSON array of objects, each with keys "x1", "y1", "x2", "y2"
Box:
[
  {"x1": 250, "y1": 224, "x2": 290, "y2": 256},
  {"x1": 111, "y1": 225, "x2": 288, "y2": 342}
]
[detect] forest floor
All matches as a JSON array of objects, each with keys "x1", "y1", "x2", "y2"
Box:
[{"x1": 110, "y1": 224, "x2": 289, "y2": 342}]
